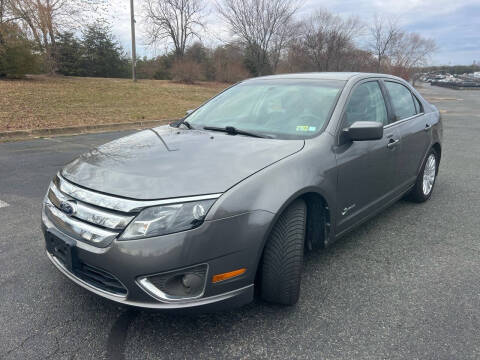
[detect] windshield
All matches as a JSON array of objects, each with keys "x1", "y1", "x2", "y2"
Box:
[{"x1": 186, "y1": 79, "x2": 345, "y2": 139}]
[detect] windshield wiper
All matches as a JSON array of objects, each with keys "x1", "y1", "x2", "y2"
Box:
[
  {"x1": 180, "y1": 119, "x2": 193, "y2": 129},
  {"x1": 170, "y1": 119, "x2": 193, "y2": 129},
  {"x1": 203, "y1": 126, "x2": 271, "y2": 138}
]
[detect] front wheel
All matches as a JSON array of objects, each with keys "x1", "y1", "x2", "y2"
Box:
[
  {"x1": 408, "y1": 148, "x2": 438, "y2": 203},
  {"x1": 259, "y1": 199, "x2": 306, "y2": 305}
]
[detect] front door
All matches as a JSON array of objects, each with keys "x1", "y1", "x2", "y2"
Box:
[{"x1": 335, "y1": 80, "x2": 400, "y2": 235}]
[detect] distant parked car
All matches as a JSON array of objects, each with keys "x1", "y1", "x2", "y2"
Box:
[{"x1": 42, "y1": 72, "x2": 442, "y2": 310}]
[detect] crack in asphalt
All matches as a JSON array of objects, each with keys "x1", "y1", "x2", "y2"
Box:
[
  {"x1": 44, "y1": 333, "x2": 60, "y2": 360},
  {"x1": 4, "y1": 332, "x2": 38, "y2": 358},
  {"x1": 106, "y1": 309, "x2": 138, "y2": 360},
  {"x1": 2, "y1": 310, "x2": 83, "y2": 359}
]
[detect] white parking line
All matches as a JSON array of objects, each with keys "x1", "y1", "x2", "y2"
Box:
[{"x1": 0, "y1": 200, "x2": 9, "y2": 208}]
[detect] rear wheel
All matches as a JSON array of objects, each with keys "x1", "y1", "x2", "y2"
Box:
[
  {"x1": 260, "y1": 199, "x2": 306, "y2": 305},
  {"x1": 408, "y1": 148, "x2": 438, "y2": 203}
]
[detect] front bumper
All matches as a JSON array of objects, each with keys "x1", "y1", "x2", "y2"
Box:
[{"x1": 42, "y1": 204, "x2": 273, "y2": 310}]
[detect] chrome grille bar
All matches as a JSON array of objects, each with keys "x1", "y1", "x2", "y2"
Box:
[
  {"x1": 44, "y1": 199, "x2": 118, "y2": 247},
  {"x1": 48, "y1": 184, "x2": 134, "y2": 230}
]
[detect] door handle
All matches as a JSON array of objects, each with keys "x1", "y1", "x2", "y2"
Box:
[
  {"x1": 387, "y1": 139, "x2": 400, "y2": 148},
  {"x1": 424, "y1": 124, "x2": 431, "y2": 131}
]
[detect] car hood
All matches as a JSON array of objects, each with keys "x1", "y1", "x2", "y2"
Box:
[{"x1": 61, "y1": 126, "x2": 304, "y2": 200}]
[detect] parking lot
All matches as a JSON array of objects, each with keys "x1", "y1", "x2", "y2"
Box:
[{"x1": 1, "y1": 84, "x2": 479, "y2": 359}]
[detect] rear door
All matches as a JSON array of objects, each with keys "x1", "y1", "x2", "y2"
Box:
[
  {"x1": 335, "y1": 80, "x2": 400, "y2": 234},
  {"x1": 382, "y1": 81, "x2": 431, "y2": 192}
]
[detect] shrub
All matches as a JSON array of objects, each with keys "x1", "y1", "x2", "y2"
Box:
[
  {"x1": 212, "y1": 43, "x2": 250, "y2": 83},
  {"x1": 170, "y1": 59, "x2": 202, "y2": 84},
  {"x1": 214, "y1": 61, "x2": 249, "y2": 83}
]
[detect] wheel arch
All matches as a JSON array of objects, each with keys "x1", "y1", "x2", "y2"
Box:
[
  {"x1": 416, "y1": 141, "x2": 442, "y2": 177},
  {"x1": 254, "y1": 188, "x2": 332, "y2": 281},
  {"x1": 432, "y1": 142, "x2": 442, "y2": 168}
]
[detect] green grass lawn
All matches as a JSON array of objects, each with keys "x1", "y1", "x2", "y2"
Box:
[{"x1": 0, "y1": 75, "x2": 228, "y2": 132}]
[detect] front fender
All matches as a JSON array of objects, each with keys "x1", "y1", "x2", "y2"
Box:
[{"x1": 207, "y1": 133, "x2": 338, "y2": 229}]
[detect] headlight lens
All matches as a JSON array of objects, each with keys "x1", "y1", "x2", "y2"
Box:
[{"x1": 119, "y1": 200, "x2": 215, "y2": 240}]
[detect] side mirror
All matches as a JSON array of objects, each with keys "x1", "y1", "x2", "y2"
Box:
[
  {"x1": 343, "y1": 121, "x2": 383, "y2": 141},
  {"x1": 185, "y1": 109, "x2": 194, "y2": 116}
]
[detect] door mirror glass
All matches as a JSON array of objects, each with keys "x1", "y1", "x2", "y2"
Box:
[{"x1": 343, "y1": 121, "x2": 383, "y2": 141}]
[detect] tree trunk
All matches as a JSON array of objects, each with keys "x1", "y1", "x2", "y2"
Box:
[{"x1": 0, "y1": 0, "x2": 4, "y2": 24}]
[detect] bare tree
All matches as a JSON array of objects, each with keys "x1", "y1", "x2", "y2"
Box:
[
  {"x1": 8, "y1": 0, "x2": 55, "y2": 71},
  {"x1": 269, "y1": 19, "x2": 300, "y2": 73},
  {"x1": 6, "y1": 0, "x2": 107, "y2": 73},
  {"x1": 302, "y1": 10, "x2": 363, "y2": 72},
  {"x1": 216, "y1": 0, "x2": 301, "y2": 76},
  {"x1": 0, "y1": 0, "x2": 15, "y2": 24},
  {"x1": 389, "y1": 32, "x2": 436, "y2": 82},
  {"x1": 143, "y1": 0, "x2": 205, "y2": 58},
  {"x1": 368, "y1": 15, "x2": 400, "y2": 72},
  {"x1": 390, "y1": 32, "x2": 436, "y2": 69}
]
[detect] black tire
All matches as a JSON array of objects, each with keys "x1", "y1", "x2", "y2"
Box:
[
  {"x1": 260, "y1": 199, "x2": 306, "y2": 305},
  {"x1": 408, "y1": 148, "x2": 438, "y2": 203}
]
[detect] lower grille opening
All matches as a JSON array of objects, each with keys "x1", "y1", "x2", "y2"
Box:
[{"x1": 73, "y1": 263, "x2": 127, "y2": 296}]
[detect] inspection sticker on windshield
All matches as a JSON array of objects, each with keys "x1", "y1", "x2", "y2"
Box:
[{"x1": 296, "y1": 126, "x2": 316, "y2": 132}]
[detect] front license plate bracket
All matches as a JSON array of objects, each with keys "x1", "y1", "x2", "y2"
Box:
[{"x1": 46, "y1": 233, "x2": 78, "y2": 271}]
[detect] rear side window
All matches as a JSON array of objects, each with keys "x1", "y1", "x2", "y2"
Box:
[
  {"x1": 385, "y1": 81, "x2": 416, "y2": 121},
  {"x1": 413, "y1": 95, "x2": 423, "y2": 114},
  {"x1": 344, "y1": 81, "x2": 388, "y2": 127}
]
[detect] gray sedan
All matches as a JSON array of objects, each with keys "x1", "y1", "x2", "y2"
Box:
[{"x1": 42, "y1": 72, "x2": 442, "y2": 310}]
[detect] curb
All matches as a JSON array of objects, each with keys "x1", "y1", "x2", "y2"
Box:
[{"x1": 0, "y1": 119, "x2": 175, "y2": 142}]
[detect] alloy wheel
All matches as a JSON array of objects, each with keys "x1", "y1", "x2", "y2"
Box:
[{"x1": 422, "y1": 154, "x2": 436, "y2": 195}]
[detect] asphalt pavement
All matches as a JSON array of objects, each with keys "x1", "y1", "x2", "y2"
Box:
[{"x1": 0, "y1": 84, "x2": 479, "y2": 359}]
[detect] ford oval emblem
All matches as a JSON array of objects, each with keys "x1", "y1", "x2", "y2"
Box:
[{"x1": 59, "y1": 201, "x2": 76, "y2": 216}]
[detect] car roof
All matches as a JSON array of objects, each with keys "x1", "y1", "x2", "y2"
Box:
[{"x1": 245, "y1": 72, "x2": 404, "y2": 83}]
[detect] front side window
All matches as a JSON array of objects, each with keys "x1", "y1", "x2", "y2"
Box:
[
  {"x1": 385, "y1": 81, "x2": 416, "y2": 121},
  {"x1": 186, "y1": 79, "x2": 345, "y2": 139},
  {"x1": 344, "y1": 81, "x2": 388, "y2": 127}
]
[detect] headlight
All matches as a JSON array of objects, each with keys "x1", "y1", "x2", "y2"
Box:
[{"x1": 119, "y1": 200, "x2": 215, "y2": 240}]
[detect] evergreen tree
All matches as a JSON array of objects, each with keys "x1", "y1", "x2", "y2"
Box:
[
  {"x1": 56, "y1": 32, "x2": 83, "y2": 76},
  {"x1": 244, "y1": 43, "x2": 272, "y2": 77},
  {"x1": 0, "y1": 23, "x2": 37, "y2": 78},
  {"x1": 79, "y1": 23, "x2": 130, "y2": 78}
]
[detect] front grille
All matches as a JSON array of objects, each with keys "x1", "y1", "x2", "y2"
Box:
[
  {"x1": 44, "y1": 175, "x2": 135, "y2": 247},
  {"x1": 74, "y1": 262, "x2": 127, "y2": 296}
]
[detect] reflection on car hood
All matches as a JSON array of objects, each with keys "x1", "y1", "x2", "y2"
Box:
[{"x1": 61, "y1": 125, "x2": 305, "y2": 200}]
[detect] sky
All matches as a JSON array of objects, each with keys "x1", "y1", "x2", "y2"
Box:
[{"x1": 108, "y1": 0, "x2": 480, "y2": 66}]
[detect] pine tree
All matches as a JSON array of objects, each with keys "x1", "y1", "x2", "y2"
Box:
[
  {"x1": 0, "y1": 23, "x2": 37, "y2": 78},
  {"x1": 80, "y1": 23, "x2": 130, "y2": 78}
]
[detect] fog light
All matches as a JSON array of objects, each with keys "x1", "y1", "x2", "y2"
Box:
[
  {"x1": 137, "y1": 264, "x2": 208, "y2": 302},
  {"x1": 181, "y1": 273, "x2": 203, "y2": 293}
]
